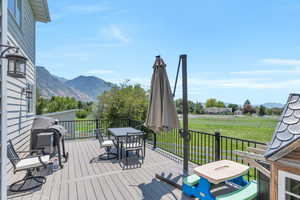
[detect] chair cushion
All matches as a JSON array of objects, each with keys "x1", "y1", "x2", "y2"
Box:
[
  {"x1": 16, "y1": 155, "x2": 50, "y2": 171},
  {"x1": 102, "y1": 140, "x2": 114, "y2": 147}
]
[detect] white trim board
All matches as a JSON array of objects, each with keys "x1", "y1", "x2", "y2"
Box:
[{"x1": 278, "y1": 170, "x2": 300, "y2": 200}]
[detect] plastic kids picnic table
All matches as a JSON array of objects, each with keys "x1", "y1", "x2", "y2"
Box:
[{"x1": 183, "y1": 160, "x2": 250, "y2": 200}]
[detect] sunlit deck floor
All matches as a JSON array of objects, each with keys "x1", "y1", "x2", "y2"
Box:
[{"x1": 8, "y1": 139, "x2": 196, "y2": 200}]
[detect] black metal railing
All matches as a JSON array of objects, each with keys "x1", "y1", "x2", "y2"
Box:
[
  {"x1": 58, "y1": 118, "x2": 131, "y2": 140},
  {"x1": 58, "y1": 118, "x2": 265, "y2": 180}
]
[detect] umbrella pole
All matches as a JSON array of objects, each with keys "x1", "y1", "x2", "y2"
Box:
[
  {"x1": 155, "y1": 55, "x2": 189, "y2": 189},
  {"x1": 181, "y1": 54, "x2": 189, "y2": 176}
]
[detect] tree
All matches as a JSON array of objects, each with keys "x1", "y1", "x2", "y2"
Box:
[
  {"x1": 36, "y1": 88, "x2": 47, "y2": 115},
  {"x1": 205, "y1": 98, "x2": 225, "y2": 108},
  {"x1": 228, "y1": 104, "x2": 239, "y2": 113},
  {"x1": 188, "y1": 101, "x2": 195, "y2": 113},
  {"x1": 243, "y1": 99, "x2": 255, "y2": 114},
  {"x1": 94, "y1": 83, "x2": 148, "y2": 122},
  {"x1": 194, "y1": 102, "x2": 204, "y2": 114},
  {"x1": 216, "y1": 101, "x2": 225, "y2": 108},
  {"x1": 258, "y1": 105, "x2": 266, "y2": 116},
  {"x1": 36, "y1": 88, "x2": 93, "y2": 116},
  {"x1": 175, "y1": 99, "x2": 183, "y2": 114},
  {"x1": 205, "y1": 98, "x2": 218, "y2": 107}
]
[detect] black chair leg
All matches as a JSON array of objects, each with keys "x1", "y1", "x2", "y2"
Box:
[
  {"x1": 9, "y1": 170, "x2": 46, "y2": 192},
  {"x1": 99, "y1": 147, "x2": 117, "y2": 160}
]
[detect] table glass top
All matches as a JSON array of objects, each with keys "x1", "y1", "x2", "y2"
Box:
[{"x1": 108, "y1": 127, "x2": 143, "y2": 136}]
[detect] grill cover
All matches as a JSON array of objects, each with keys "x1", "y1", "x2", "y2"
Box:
[{"x1": 31, "y1": 116, "x2": 66, "y2": 150}]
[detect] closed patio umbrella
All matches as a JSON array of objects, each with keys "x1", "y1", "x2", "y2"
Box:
[
  {"x1": 145, "y1": 55, "x2": 190, "y2": 181},
  {"x1": 144, "y1": 56, "x2": 179, "y2": 133}
]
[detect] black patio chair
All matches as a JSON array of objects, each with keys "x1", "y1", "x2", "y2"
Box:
[
  {"x1": 95, "y1": 129, "x2": 117, "y2": 160},
  {"x1": 7, "y1": 140, "x2": 50, "y2": 192},
  {"x1": 121, "y1": 132, "x2": 145, "y2": 168}
]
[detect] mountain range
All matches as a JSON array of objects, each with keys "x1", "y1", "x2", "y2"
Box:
[
  {"x1": 37, "y1": 66, "x2": 285, "y2": 107},
  {"x1": 36, "y1": 66, "x2": 114, "y2": 102},
  {"x1": 261, "y1": 102, "x2": 284, "y2": 109}
]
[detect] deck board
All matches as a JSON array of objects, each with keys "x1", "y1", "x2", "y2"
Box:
[{"x1": 8, "y1": 139, "x2": 193, "y2": 200}]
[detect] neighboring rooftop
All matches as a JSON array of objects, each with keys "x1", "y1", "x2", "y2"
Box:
[{"x1": 265, "y1": 93, "x2": 300, "y2": 159}]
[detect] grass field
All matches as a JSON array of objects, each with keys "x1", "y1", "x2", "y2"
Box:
[{"x1": 184, "y1": 115, "x2": 278, "y2": 142}]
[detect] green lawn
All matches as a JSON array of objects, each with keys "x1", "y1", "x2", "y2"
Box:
[{"x1": 185, "y1": 115, "x2": 278, "y2": 142}]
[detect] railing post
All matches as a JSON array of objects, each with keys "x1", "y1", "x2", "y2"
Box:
[
  {"x1": 215, "y1": 131, "x2": 221, "y2": 161},
  {"x1": 96, "y1": 118, "x2": 99, "y2": 138},
  {"x1": 153, "y1": 132, "x2": 157, "y2": 149},
  {"x1": 128, "y1": 118, "x2": 131, "y2": 127}
]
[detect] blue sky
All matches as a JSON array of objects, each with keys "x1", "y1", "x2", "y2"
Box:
[{"x1": 36, "y1": 0, "x2": 300, "y2": 104}]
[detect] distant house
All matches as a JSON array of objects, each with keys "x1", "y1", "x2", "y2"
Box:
[
  {"x1": 234, "y1": 109, "x2": 243, "y2": 115},
  {"x1": 0, "y1": 1, "x2": 50, "y2": 199},
  {"x1": 204, "y1": 107, "x2": 232, "y2": 115}
]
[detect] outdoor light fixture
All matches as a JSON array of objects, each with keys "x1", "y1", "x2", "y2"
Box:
[
  {"x1": 0, "y1": 44, "x2": 27, "y2": 78},
  {"x1": 22, "y1": 84, "x2": 33, "y2": 99}
]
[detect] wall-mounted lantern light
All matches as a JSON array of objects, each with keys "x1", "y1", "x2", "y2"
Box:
[
  {"x1": 0, "y1": 44, "x2": 27, "y2": 78},
  {"x1": 22, "y1": 84, "x2": 33, "y2": 99}
]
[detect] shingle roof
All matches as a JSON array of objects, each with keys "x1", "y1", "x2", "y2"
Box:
[{"x1": 265, "y1": 93, "x2": 300, "y2": 158}]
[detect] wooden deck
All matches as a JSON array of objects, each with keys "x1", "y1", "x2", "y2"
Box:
[{"x1": 8, "y1": 139, "x2": 195, "y2": 200}]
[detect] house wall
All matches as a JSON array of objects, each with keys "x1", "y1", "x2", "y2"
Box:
[
  {"x1": 4, "y1": 0, "x2": 37, "y2": 183},
  {"x1": 8, "y1": 0, "x2": 36, "y2": 63}
]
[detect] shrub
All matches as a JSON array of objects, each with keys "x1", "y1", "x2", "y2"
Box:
[{"x1": 76, "y1": 110, "x2": 88, "y2": 119}]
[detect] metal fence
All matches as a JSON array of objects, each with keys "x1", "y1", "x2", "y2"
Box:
[
  {"x1": 153, "y1": 128, "x2": 265, "y2": 180},
  {"x1": 59, "y1": 118, "x2": 265, "y2": 180}
]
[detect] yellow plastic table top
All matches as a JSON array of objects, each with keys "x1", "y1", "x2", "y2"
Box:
[{"x1": 193, "y1": 160, "x2": 249, "y2": 184}]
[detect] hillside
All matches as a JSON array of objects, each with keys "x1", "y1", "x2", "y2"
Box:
[
  {"x1": 65, "y1": 76, "x2": 114, "y2": 101},
  {"x1": 36, "y1": 66, "x2": 113, "y2": 101}
]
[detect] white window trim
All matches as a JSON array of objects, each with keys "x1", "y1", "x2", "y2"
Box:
[{"x1": 278, "y1": 170, "x2": 300, "y2": 200}]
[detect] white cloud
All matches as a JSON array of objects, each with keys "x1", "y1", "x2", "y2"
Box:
[
  {"x1": 101, "y1": 25, "x2": 130, "y2": 44},
  {"x1": 259, "y1": 58, "x2": 300, "y2": 66},
  {"x1": 87, "y1": 70, "x2": 114, "y2": 75}
]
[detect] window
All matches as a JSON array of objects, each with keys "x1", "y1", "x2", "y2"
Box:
[
  {"x1": 279, "y1": 170, "x2": 300, "y2": 200},
  {"x1": 8, "y1": 0, "x2": 22, "y2": 26}
]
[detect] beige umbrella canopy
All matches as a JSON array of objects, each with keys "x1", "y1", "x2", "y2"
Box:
[{"x1": 144, "y1": 56, "x2": 179, "y2": 133}]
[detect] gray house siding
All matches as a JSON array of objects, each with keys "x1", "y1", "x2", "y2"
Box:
[
  {"x1": 8, "y1": 0, "x2": 36, "y2": 63},
  {"x1": 5, "y1": 41, "x2": 36, "y2": 181},
  {"x1": 5, "y1": 0, "x2": 37, "y2": 182}
]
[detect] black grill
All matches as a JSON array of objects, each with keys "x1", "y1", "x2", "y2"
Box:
[{"x1": 31, "y1": 116, "x2": 69, "y2": 168}]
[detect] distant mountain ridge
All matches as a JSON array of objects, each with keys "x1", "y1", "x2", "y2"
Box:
[
  {"x1": 36, "y1": 66, "x2": 114, "y2": 102},
  {"x1": 65, "y1": 76, "x2": 114, "y2": 101},
  {"x1": 262, "y1": 102, "x2": 284, "y2": 108}
]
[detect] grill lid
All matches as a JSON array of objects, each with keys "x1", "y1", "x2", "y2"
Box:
[{"x1": 32, "y1": 116, "x2": 56, "y2": 130}]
